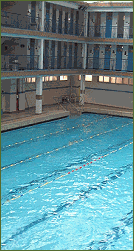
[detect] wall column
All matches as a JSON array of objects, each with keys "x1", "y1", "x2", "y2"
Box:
[
  {"x1": 80, "y1": 75, "x2": 85, "y2": 105},
  {"x1": 99, "y1": 45, "x2": 105, "y2": 69},
  {"x1": 36, "y1": 77, "x2": 42, "y2": 114},
  {"x1": 35, "y1": 1, "x2": 44, "y2": 114},
  {"x1": 111, "y1": 12, "x2": 118, "y2": 38},
  {"x1": 122, "y1": 45, "x2": 128, "y2": 71},
  {"x1": 110, "y1": 45, "x2": 116, "y2": 70},
  {"x1": 56, "y1": 7, "x2": 59, "y2": 33},
  {"x1": 55, "y1": 41, "x2": 58, "y2": 68},
  {"x1": 89, "y1": 12, "x2": 95, "y2": 37},
  {"x1": 124, "y1": 13, "x2": 130, "y2": 39},
  {"x1": 62, "y1": 8, "x2": 65, "y2": 34},
  {"x1": 100, "y1": 12, "x2": 106, "y2": 38},
  {"x1": 18, "y1": 78, "x2": 25, "y2": 110}
]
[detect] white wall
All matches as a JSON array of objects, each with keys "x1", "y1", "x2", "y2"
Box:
[{"x1": 85, "y1": 76, "x2": 133, "y2": 108}]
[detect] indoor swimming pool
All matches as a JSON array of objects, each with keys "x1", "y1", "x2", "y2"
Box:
[{"x1": 1, "y1": 113, "x2": 133, "y2": 250}]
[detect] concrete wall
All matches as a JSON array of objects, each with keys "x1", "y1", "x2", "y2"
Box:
[
  {"x1": 1, "y1": 79, "x2": 17, "y2": 112},
  {"x1": 42, "y1": 77, "x2": 70, "y2": 105},
  {"x1": 85, "y1": 76, "x2": 133, "y2": 109}
]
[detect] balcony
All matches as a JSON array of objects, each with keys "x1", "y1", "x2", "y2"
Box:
[
  {"x1": 1, "y1": 11, "x2": 40, "y2": 31},
  {"x1": 1, "y1": 55, "x2": 39, "y2": 71},
  {"x1": 88, "y1": 25, "x2": 133, "y2": 39},
  {"x1": 1, "y1": 55, "x2": 133, "y2": 73}
]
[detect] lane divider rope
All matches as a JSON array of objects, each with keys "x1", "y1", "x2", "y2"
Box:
[
  {"x1": 1, "y1": 121, "x2": 133, "y2": 171},
  {"x1": 1, "y1": 141, "x2": 133, "y2": 206},
  {"x1": 1, "y1": 116, "x2": 111, "y2": 150}
]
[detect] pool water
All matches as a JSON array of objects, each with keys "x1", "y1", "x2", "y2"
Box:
[{"x1": 1, "y1": 113, "x2": 133, "y2": 250}]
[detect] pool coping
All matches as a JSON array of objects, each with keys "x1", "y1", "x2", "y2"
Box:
[{"x1": 1, "y1": 104, "x2": 133, "y2": 132}]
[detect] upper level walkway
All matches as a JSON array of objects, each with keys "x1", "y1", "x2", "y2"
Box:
[
  {"x1": 1, "y1": 68, "x2": 133, "y2": 80},
  {"x1": 1, "y1": 26, "x2": 133, "y2": 45}
]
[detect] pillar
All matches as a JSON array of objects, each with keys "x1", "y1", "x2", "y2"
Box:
[
  {"x1": 100, "y1": 12, "x2": 106, "y2": 38},
  {"x1": 73, "y1": 10, "x2": 76, "y2": 35},
  {"x1": 111, "y1": 12, "x2": 118, "y2": 38},
  {"x1": 36, "y1": 77, "x2": 42, "y2": 114},
  {"x1": 61, "y1": 41, "x2": 64, "y2": 69},
  {"x1": 124, "y1": 13, "x2": 130, "y2": 39},
  {"x1": 82, "y1": 43, "x2": 87, "y2": 69},
  {"x1": 89, "y1": 12, "x2": 95, "y2": 37},
  {"x1": 88, "y1": 44, "x2": 94, "y2": 69},
  {"x1": 55, "y1": 41, "x2": 58, "y2": 68},
  {"x1": 49, "y1": 40, "x2": 52, "y2": 69},
  {"x1": 62, "y1": 8, "x2": 65, "y2": 34},
  {"x1": 66, "y1": 42, "x2": 69, "y2": 69},
  {"x1": 110, "y1": 45, "x2": 116, "y2": 70},
  {"x1": 122, "y1": 45, "x2": 128, "y2": 71},
  {"x1": 84, "y1": 11, "x2": 88, "y2": 37},
  {"x1": 10, "y1": 79, "x2": 17, "y2": 112},
  {"x1": 99, "y1": 45, "x2": 105, "y2": 69},
  {"x1": 68, "y1": 9, "x2": 71, "y2": 34},
  {"x1": 18, "y1": 78, "x2": 25, "y2": 110},
  {"x1": 49, "y1": 3, "x2": 53, "y2": 32},
  {"x1": 35, "y1": 1, "x2": 44, "y2": 114},
  {"x1": 80, "y1": 75, "x2": 85, "y2": 105},
  {"x1": 56, "y1": 7, "x2": 59, "y2": 33}
]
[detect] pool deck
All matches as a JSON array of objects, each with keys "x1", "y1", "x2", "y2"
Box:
[{"x1": 1, "y1": 103, "x2": 133, "y2": 132}]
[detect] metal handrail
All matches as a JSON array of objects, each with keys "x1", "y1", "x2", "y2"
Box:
[{"x1": 53, "y1": 96, "x2": 67, "y2": 111}]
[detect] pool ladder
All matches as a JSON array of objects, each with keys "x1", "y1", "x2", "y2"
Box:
[{"x1": 53, "y1": 96, "x2": 83, "y2": 118}]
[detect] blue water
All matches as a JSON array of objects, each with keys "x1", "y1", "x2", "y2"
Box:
[{"x1": 1, "y1": 113, "x2": 133, "y2": 250}]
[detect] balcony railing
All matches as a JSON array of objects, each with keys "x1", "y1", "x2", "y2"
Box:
[
  {"x1": 2, "y1": 10, "x2": 133, "y2": 39},
  {"x1": 1, "y1": 11, "x2": 40, "y2": 31},
  {"x1": 1, "y1": 55, "x2": 39, "y2": 71},
  {"x1": 86, "y1": 57, "x2": 133, "y2": 72},
  {"x1": 1, "y1": 55, "x2": 133, "y2": 72},
  {"x1": 43, "y1": 56, "x2": 84, "y2": 69},
  {"x1": 44, "y1": 18, "x2": 85, "y2": 36},
  {"x1": 1, "y1": 10, "x2": 85, "y2": 36},
  {"x1": 88, "y1": 25, "x2": 133, "y2": 39}
]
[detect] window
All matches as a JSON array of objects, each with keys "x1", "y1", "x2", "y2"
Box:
[
  {"x1": 44, "y1": 76, "x2": 57, "y2": 81},
  {"x1": 27, "y1": 78, "x2": 31, "y2": 83},
  {"x1": 49, "y1": 76, "x2": 53, "y2": 81},
  {"x1": 116, "y1": 77, "x2": 122, "y2": 84},
  {"x1": 123, "y1": 78, "x2": 128, "y2": 85},
  {"x1": 45, "y1": 76, "x2": 49, "y2": 81},
  {"x1": 31, "y1": 78, "x2": 36, "y2": 82},
  {"x1": 60, "y1": 75, "x2": 68, "y2": 81},
  {"x1": 129, "y1": 78, "x2": 133, "y2": 85},
  {"x1": 99, "y1": 76, "x2": 103, "y2": 82},
  {"x1": 85, "y1": 75, "x2": 92, "y2": 81},
  {"x1": 79, "y1": 75, "x2": 81, "y2": 80},
  {"x1": 111, "y1": 77, "x2": 116, "y2": 83},
  {"x1": 42, "y1": 77, "x2": 45, "y2": 82},
  {"x1": 104, "y1": 76, "x2": 110, "y2": 82},
  {"x1": 53, "y1": 76, "x2": 57, "y2": 81}
]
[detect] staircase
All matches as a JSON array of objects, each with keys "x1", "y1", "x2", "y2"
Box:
[
  {"x1": 66, "y1": 101, "x2": 83, "y2": 118},
  {"x1": 53, "y1": 95, "x2": 83, "y2": 118}
]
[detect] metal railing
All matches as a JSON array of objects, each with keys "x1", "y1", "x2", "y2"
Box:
[
  {"x1": 44, "y1": 18, "x2": 85, "y2": 36},
  {"x1": 1, "y1": 55, "x2": 39, "y2": 71},
  {"x1": 88, "y1": 25, "x2": 133, "y2": 39},
  {"x1": 1, "y1": 11, "x2": 40, "y2": 31},
  {"x1": 53, "y1": 95, "x2": 82, "y2": 117},
  {"x1": 43, "y1": 56, "x2": 84, "y2": 70},
  {"x1": 86, "y1": 57, "x2": 133, "y2": 72},
  {"x1": 1, "y1": 10, "x2": 133, "y2": 39},
  {"x1": 53, "y1": 96, "x2": 67, "y2": 111},
  {"x1": 1, "y1": 55, "x2": 133, "y2": 72}
]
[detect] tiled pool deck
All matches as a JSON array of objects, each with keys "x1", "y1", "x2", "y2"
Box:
[{"x1": 1, "y1": 103, "x2": 133, "y2": 132}]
